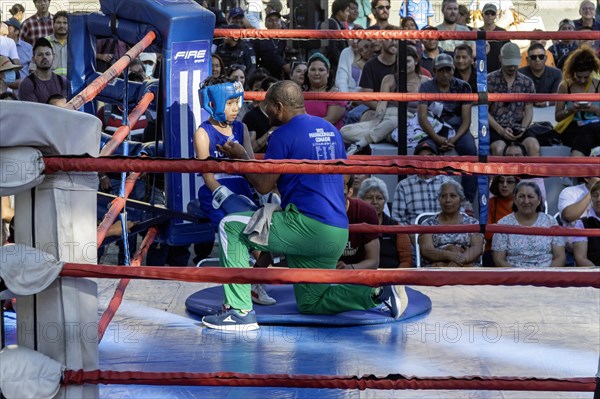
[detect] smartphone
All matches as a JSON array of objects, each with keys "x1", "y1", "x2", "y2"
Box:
[{"x1": 577, "y1": 101, "x2": 590, "y2": 106}]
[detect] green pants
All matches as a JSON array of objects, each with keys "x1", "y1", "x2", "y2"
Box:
[{"x1": 219, "y1": 204, "x2": 379, "y2": 313}]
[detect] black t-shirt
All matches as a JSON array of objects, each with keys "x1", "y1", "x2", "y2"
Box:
[
  {"x1": 242, "y1": 106, "x2": 270, "y2": 141},
  {"x1": 481, "y1": 27, "x2": 509, "y2": 73},
  {"x1": 359, "y1": 56, "x2": 396, "y2": 91}
]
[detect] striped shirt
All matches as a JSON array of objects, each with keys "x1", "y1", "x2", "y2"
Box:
[{"x1": 391, "y1": 175, "x2": 452, "y2": 225}]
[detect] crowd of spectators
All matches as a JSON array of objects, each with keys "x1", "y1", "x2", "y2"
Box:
[{"x1": 1, "y1": 0, "x2": 598, "y2": 268}]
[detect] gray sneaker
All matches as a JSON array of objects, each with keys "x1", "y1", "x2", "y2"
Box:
[
  {"x1": 378, "y1": 285, "x2": 408, "y2": 319},
  {"x1": 251, "y1": 284, "x2": 276, "y2": 306}
]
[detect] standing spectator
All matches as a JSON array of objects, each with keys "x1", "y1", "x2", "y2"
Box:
[
  {"x1": 45, "y1": 11, "x2": 67, "y2": 77},
  {"x1": 348, "y1": 0, "x2": 360, "y2": 29},
  {"x1": 492, "y1": 181, "x2": 566, "y2": 268},
  {"x1": 95, "y1": 38, "x2": 129, "y2": 73},
  {"x1": 573, "y1": 180, "x2": 600, "y2": 266},
  {"x1": 19, "y1": 0, "x2": 54, "y2": 46},
  {"x1": 321, "y1": 0, "x2": 351, "y2": 77},
  {"x1": 518, "y1": 43, "x2": 563, "y2": 106},
  {"x1": 453, "y1": 43, "x2": 477, "y2": 93},
  {"x1": 420, "y1": 25, "x2": 452, "y2": 75},
  {"x1": 355, "y1": 0, "x2": 372, "y2": 28},
  {"x1": 337, "y1": 175, "x2": 380, "y2": 270},
  {"x1": 1, "y1": 22, "x2": 20, "y2": 66},
  {"x1": 4, "y1": 18, "x2": 32, "y2": 76},
  {"x1": 304, "y1": 52, "x2": 347, "y2": 130},
  {"x1": 436, "y1": 0, "x2": 472, "y2": 53},
  {"x1": 399, "y1": 0, "x2": 433, "y2": 30},
  {"x1": 370, "y1": 0, "x2": 392, "y2": 29},
  {"x1": 18, "y1": 37, "x2": 66, "y2": 103},
  {"x1": 554, "y1": 46, "x2": 600, "y2": 157},
  {"x1": 214, "y1": 24, "x2": 257, "y2": 79},
  {"x1": 211, "y1": 53, "x2": 225, "y2": 77},
  {"x1": 9, "y1": 4, "x2": 25, "y2": 23},
  {"x1": 253, "y1": 11, "x2": 289, "y2": 79},
  {"x1": 418, "y1": 180, "x2": 483, "y2": 267},
  {"x1": 358, "y1": 177, "x2": 413, "y2": 268},
  {"x1": 548, "y1": 19, "x2": 579, "y2": 69},
  {"x1": 479, "y1": 3, "x2": 509, "y2": 73},
  {"x1": 487, "y1": 42, "x2": 540, "y2": 156},
  {"x1": 574, "y1": 0, "x2": 600, "y2": 31},
  {"x1": 417, "y1": 53, "x2": 477, "y2": 204},
  {"x1": 457, "y1": 4, "x2": 472, "y2": 29}
]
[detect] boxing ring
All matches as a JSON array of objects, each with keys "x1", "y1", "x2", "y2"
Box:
[{"x1": 1, "y1": 1, "x2": 600, "y2": 397}]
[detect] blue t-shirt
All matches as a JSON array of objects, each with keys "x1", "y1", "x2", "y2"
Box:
[
  {"x1": 197, "y1": 120, "x2": 254, "y2": 228},
  {"x1": 399, "y1": 0, "x2": 433, "y2": 29},
  {"x1": 265, "y1": 114, "x2": 348, "y2": 229}
]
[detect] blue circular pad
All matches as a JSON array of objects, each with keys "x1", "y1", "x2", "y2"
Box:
[{"x1": 186, "y1": 285, "x2": 431, "y2": 326}]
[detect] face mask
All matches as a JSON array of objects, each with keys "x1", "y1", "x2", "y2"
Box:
[
  {"x1": 143, "y1": 64, "x2": 155, "y2": 78},
  {"x1": 3, "y1": 70, "x2": 16, "y2": 84}
]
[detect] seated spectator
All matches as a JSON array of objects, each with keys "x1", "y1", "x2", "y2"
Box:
[
  {"x1": 343, "y1": 45, "x2": 429, "y2": 154},
  {"x1": 304, "y1": 53, "x2": 347, "y2": 130},
  {"x1": 420, "y1": 25, "x2": 452, "y2": 75},
  {"x1": 418, "y1": 180, "x2": 484, "y2": 267},
  {"x1": 401, "y1": 16, "x2": 420, "y2": 49},
  {"x1": 358, "y1": 177, "x2": 412, "y2": 268},
  {"x1": 502, "y1": 142, "x2": 546, "y2": 200},
  {"x1": 483, "y1": 175, "x2": 520, "y2": 266},
  {"x1": 492, "y1": 181, "x2": 566, "y2": 268},
  {"x1": 337, "y1": 175, "x2": 380, "y2": 270},
  {"x1": 243, "y1": 76, "x2": 279, "y2": 153},
  {"x1": 488, "y1": 42, "x2": 540, "y2": 157},
  {"x1": 548, "y1": 19, "x2": 579, "y2": 69},
  {"x1": 4, "y1": 17, "x2": 32, "y2": 78},
  {"x1": 519, "y1": 30, "x2": 556, "y2": 68},
  {"x1": 417, "y1": 53, "x2": 477, "y2": 204},
  {"x1": 214, "y1": 24, "x2": 256, "y2": 78},
  {"x1": 554, "y1": 46, "x2": 600, "y2": 157},
  {"x1": 453, "y1": 43, "x2": 477, "y2": 94},
  {"x1": 336, "y1": 33, "x2": 373, "y2": 93},
  {"x1": 573, "y1": 180, "x2": 600, "y2": 266},
  {"x1": 289, "y1": 61, "x2": 307, "y2": 87},
  {"x1": 457, "y1": 4, "x2": 472, "y2": 30},
  {"x1": 0, "y1": 55, "x2": 21, "y2": 94},
  {"x1": 436, "y1": 0, "x2": 473, "y2": 53},
  {"x1": 574, "y1": 0, "x2": 600, "y2": 31},
  {"x1": 518, "y1": 43, "x2": 563, "y2": 106},
  {"x1": 391, "y1": 140, "x2": 452, "y2": 226}
]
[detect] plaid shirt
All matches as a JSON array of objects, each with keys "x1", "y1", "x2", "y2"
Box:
[
  {"x1": 391, "y1": 175, "x2": 452, "y2": 225},
  {"x1": 487, "y1": 70, "x2": 535, "y2": 128},
  {"x1": 20, "y1": 14, "x2": 54, "y2": 46}
]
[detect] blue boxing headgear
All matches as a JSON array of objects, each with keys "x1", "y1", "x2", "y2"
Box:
[{"x1": 199, "y1": 81, "x2": 244, "y2": 123}]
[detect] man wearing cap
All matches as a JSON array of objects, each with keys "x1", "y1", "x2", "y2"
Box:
[
  {"x1": 252, "y1": 11, "x2": 289, "y2": 79},
  {"x1": 45, "y1": 11, "x2": 68, "y2": 77},
  {"x1": 215, "y1": 24, "x2": 256, "y2": 79},
  {"x1": 436, "y1": 0, "x2": 473, "y2": 53},
  {"x1": 417, "y1": 53, "x2": 477, "y2": 205},
  {"x1": 487, "y1": 42, "x2": 539, "y2": 157},
  {"x1": 18, "y1": 37, "x2": 67, "y2": 103},
  {"x1": 548, "y1": 19, "x2": 579, "y2": 69},
  {"x1": 479, "y1": 3, "x2": 509, "y2": 73},
  {"x1": 19, "y1": 0, "x2": 54, "y2": 46},
  {"x1": 227, "y1": 7, "x2": 246, "y2": 27},
  {"x1": 0, "y1": 55, "x2": 22, "y2": 94},
  {"x1": 4, "y1": 18, "x2": 32, "y2": 77},
  {"x1": 391, "y1": 140, "x2": 452, "y2": 226},
  {"x1": 138, "y1": 52, "x2": 157, "y2": 79}
]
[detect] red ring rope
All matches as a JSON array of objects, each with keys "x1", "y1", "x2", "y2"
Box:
[
  {"x1": 62, "y1": 369, "x2": 596, "y2": 391},
  {"x1": 41, "y1": 156, "x2": 600, "y2": 178},
  {"x1": 60, "y1": 264, "x2": 600, "y2": 288}
]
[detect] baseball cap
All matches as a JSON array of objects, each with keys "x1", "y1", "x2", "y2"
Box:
[
  {"x1": 482, "y1": 3, "x2": 497, "y2": 14},
  {"x1": 4, "y1": 17, "x2": 21, "y2": 30},
  {"x1": 414, "y1": 140, "x2": 438, "y2": 155},
  {"x1": 229, "y1": 7, "x2": 244, "y2": 18},
  {"x1": 559, "y1": 18, "x2": 575, "y2": 30},
  {"x1": 138, "y1": 52, "x2": 157, "y2": 63},
  {"x1": 434, "y1": 53, "x2": 455, "y2": 70},
  {"x1": 0, "y1": 55, "x2": 22, "y2": 73},
  {"x1": 500, "y1": 42, "x2": 521, "y2": 66}
]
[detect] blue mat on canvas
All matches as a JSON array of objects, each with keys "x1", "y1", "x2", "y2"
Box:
[{"x1": 185, "y1": 285, "x2": 431, "y2": 326}]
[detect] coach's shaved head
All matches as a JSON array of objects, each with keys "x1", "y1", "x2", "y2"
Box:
[{"x1": 264, "y1": 80, "x2": 306, "y2": 126}]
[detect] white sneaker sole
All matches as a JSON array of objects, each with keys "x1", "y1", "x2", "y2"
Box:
[
  {"x1": 202, "y1": 318, "x2": 260, "y2": 331},
  {"x1": 390, "y1": 285, "x2": 409, "y2": 319},
  {"x1": 251, "y1": 296, "x2": 277, "y2": 306}
]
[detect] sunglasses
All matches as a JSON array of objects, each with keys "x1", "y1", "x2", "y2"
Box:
[
  {"x1": 376, "y1": 5, "x2": 391, "y2": 10},
  {"x1": 528, "y1": 54, "x2": 545, "y2": 61},
  {"x1": 229, "y1": 64, "x2": 246, "y2": 72},
  {"x1": 484, "y1": 11, "x2": 496, "y2": 16}
]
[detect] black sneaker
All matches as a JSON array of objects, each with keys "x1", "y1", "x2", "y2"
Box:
[
  {"x1": 378, "y1": 285, "x2": 408, "y2": 319},
  {"x1": 202, "y1": 308, "x2": 259, "y2": 331}
]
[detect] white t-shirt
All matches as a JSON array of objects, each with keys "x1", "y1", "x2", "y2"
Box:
[{"x1": 0, "y1": 36, "x2": 19, "y2": 60}]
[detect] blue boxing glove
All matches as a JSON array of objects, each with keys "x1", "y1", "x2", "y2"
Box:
[{"x1": 212, "y1": 185, "x2": 258, "y2": 214}]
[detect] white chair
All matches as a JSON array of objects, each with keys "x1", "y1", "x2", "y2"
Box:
[{"x1": 414, "y1": 212, "x2": 438, "y2": 268}]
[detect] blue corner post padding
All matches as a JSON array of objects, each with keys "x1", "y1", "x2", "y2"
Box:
[{"x1": 185, "y1": 286, "x2": 431, "y2": 327}]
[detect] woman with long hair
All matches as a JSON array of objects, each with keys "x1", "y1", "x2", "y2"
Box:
[
  {"x1": 554, "y1": 46, "x2": 600, "y2": 157},
  {"x1": 303, "y1": 52, "x2": 347, "y2": 129}
]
